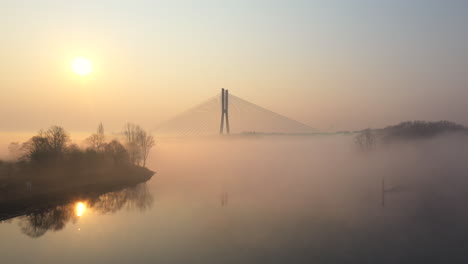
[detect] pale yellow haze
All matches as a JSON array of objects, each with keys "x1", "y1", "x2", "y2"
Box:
[
  {"x1": 1, "y1": 1, "x2": 468, "y2": 133},
  {"x1": 71, "y1": 57, "x2": 92, "y2": 76}
]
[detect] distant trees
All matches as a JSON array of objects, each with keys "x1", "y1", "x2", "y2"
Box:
[
  {"x1": 123, "y1": 123, "x2": 155, "y2": 167},
  {"x1": 354, "y1": 121, "x2": 467, "y2": 151},
  {"x1": 381, "y1": 121, "x2": 466, "y2": 142},
  {"x1": 8, "y1": 142, "x2": 21, "y2": 161},
  {"x1": 355, "y1": 129, "x2": 376, "y2": 151},
  {"x1": 86, "y1": 122, "x2": 106, "y2": 151},
  {"x1": 84, "y1": 122, "x2": 155, "y2": 166},
  {"x1": 83, "y1": 122, "x2": 156, "y2": 167}
]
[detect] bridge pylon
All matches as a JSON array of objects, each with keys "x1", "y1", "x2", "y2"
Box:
[{"x1": 220, "y1": 88, "x2": 230, "y2": 134}]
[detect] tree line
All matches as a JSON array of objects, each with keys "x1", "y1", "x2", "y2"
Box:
[
  {"x1": 8, "y1": 123, "x2": 155, "y2": 167},
  {"x1": 354, "y1": 120, "x2": 467, "y2": 150},
  {"x1": 0, "y1": 123, "x2": 155, "y2": 185}
]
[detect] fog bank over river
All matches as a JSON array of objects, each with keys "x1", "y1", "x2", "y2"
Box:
[{"x1": 2, "y1": 134, "x2": 468, "y2": 263}]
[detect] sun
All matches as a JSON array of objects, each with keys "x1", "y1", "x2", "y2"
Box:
[{"x1": 71, "y1": 57, "x2": 92, "y2": 76}]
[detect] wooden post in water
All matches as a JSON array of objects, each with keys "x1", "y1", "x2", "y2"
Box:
[{"x1": 382, "y1": 177, "x2": 385, "y2": 207}]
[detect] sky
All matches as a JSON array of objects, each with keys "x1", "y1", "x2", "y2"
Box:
[{"x1": 1, "y1": 0, "x2": 468, "y2": 132}]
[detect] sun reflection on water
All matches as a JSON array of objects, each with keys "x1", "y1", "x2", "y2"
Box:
[{"x1": 75, "y1": 202, "x2": 87, "y2": 217}]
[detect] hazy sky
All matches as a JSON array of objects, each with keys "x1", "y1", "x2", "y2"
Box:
[{"x1": 1, "y1": 0, "x2": 468, "y2": 132}]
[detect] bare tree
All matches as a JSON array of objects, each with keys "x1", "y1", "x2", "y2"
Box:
[
  {"x1": 138, "y1": 130, "x2": 155, "y2": 167},
  {"x1": 86, "y1": 122, "x2": 106, "y2": 151},
  {"x1": 123, "y1": 123, "x2": 142, "y2": 165},
  {"x1": 43, "y1": 126, "x2": 70, "y2": 153},
  {"x1": 122, "y1": 123, "x2": 155, "y2": 167}
]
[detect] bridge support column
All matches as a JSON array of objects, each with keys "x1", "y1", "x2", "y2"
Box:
[{"x1": 220, "y1": 88, "x2": 230, "y2": 134}]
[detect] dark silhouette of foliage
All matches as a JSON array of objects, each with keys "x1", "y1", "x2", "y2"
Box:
[
  {"x1": 104, "y1": 140, "x2": 130, "y2": 165},
  {"x1": 16, "y1": 125, "x2": 135, "y2": 169},
  {"x1": 380, "y1": 120, "x2": 466, "y2": 142},
  {"x1": 21, "y1": 126, "x2": 70, "y2": 162},
  {"x1": 353, "y1": 121, "x2": 467, "y2": 151},
  {"x1": 0, "y1": 125, "x2": 154, "y2": 194}
]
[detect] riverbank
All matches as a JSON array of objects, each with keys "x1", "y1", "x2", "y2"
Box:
[{"x1": 0, "y1": 166, "x2": 154, "y2": 221}]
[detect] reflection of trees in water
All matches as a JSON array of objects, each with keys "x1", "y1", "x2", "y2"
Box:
[
  {"x1": 18, "y1": 183, "x2": 153, "y2": 238},
  {"x1": 91, "y1": 183, "x2": 153, "y2": 214},
  {"x1": 19, "y1": 204, "x2": 76, "y2": 238}
]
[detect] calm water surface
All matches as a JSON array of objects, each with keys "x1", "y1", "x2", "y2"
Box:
[{"x1": 2, "y1": 136, "x2": 468, "y2": 263}]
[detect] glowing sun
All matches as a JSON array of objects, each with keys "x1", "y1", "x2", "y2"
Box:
[{"x1": 71, "y1": 57, "x2": 92, "y2": 76}]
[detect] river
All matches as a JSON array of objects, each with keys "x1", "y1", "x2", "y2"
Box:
[{"x1": 2, "y1": 135, "x2": 468, "y2": 263}]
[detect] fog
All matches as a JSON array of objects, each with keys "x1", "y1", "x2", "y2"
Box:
[
  {"x1": 2, "y1": 132, "x2": 468, "y2": 263},
  {"x1": 142, "y1": 134, "x2": 468, "y2": 263}
]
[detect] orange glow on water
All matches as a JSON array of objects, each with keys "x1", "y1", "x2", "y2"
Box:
[{"x1": 75, "y1": 202, "x2": 87, "y2": 217}]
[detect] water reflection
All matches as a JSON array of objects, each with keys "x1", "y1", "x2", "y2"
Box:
[
  {"x1": 16, "y1": 183, "x2": 153, "y2": 238},
  {"x1": 75, "y1": 202, "x2": 87, "y2": 217},
  {"x1": 19, "y1": 204, "x2": 77, "y2": 238},
  {"x1": 91, "y1": 183, "x2": 153, "y2": 213}
]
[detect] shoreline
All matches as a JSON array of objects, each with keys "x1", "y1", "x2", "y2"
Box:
[{"x1": 0, "y1": 167, "x2": 155, "y2": 221}]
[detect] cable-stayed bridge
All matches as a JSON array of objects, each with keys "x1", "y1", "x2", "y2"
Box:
[{"x1": 154, "y1": 89, "x2": 315, "y2": 136}]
